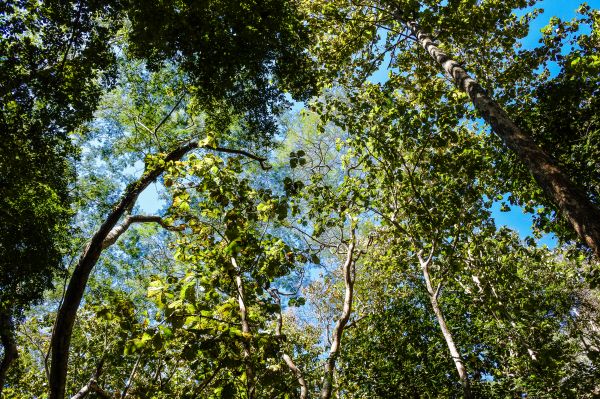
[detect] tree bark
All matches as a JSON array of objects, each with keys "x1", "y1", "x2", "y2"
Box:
[
  {"x1": 418, "y1": 251, "x2": 471, "y2": 399},
  {"x1": 71, "y1": 379, "x2": 112, "y2": 399},
  {"x1": 321, "y1": 233, "x2": 356, "y2": 399},
  {"x1": 48, "y1": 141, "x2": 269, "y2": 399},
  {"x1": 232, "y1": 257, "x2": 255, "y2": 399},
  {"x1": 407, "y1": 20, "x2": 600, "y2": 258},
  {"x1": 0, "y1": 311, "x2": 18, "y2": 395}
]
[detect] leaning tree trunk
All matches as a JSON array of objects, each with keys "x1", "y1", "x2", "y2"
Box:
[
  {"x1": 406, "y1": 20, "x2": 600, "y2": 259},
  {"x1": 0, "y1": 311, "x2": 18, "y2": 394},
  {"x1": 419, "y1": 252, "x2": 471, "y2": 399}
]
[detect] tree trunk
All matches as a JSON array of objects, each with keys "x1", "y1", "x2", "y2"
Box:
[
  {"x1": 407, "y1": 20, "x2": 600, "y2": 259},
  {"x1": 419, "y1": 253, "x2": 471, "y2": 399},
  {"x1": 232, "y1": 257, "x2": 255, "y2": 399},
  {"x1": 0, "y1": 311, "x2": 18, "y2": 395},
  {"x1": 321, "y1": 235, "x2": 356, "y2": 399}
]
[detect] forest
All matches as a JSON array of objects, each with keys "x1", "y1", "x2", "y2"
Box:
[{"x1": 1, "y1": 0, "x2": 600, "y2": 397}]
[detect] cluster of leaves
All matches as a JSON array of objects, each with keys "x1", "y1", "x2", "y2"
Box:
[
  {"x1": 128, "y1": 153, "x2": 315, "y2": 397},
  {"x1": 337, "y1": 227, "x2": 598, "y2": 398},
  {"x1": 126, "y1": 0, "x2": 317, "y2": 142}
]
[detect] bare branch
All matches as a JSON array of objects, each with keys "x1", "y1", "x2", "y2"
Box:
[
  {"x1": 154, "y1": 95, "x2": 185, "y2": 136},
  {"x1": 206, "y1": 145, "x2": 271, "y2": 170},
  {"x1": 120, "y1": 354, "x2": 142, "y2": 399}
]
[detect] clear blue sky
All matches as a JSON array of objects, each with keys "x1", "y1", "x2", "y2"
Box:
[{"x1": 138, "y1": 0, "x2": 600, "y2": 248}]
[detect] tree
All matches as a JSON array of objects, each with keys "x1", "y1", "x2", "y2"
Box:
[
  {"x1": 497, "y1": 7, "x2": 600, "y2": 257},
  {"x1": 296, "y1": 80, "x2": 599, "y2": 396},
  {"x1": 303, "y1": 0, "x2": 600, "y2": 257},
  {"x1": 44, "y1": 0, "x2": 317, "y2": 396},
  {"x1": 3, "y1": 2, "x2": 600, "y2": 397}
]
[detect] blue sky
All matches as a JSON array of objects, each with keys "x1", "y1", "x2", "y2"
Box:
[
  {"x1": 138, "y1": 0, "x2": 599, "y2": 247},
  {"x1": 520, "y1": 0, "x2": 600, "y2": 47}
]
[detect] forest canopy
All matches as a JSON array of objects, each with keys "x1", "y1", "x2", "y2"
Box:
[{"x1": 1, "y1": 0, "x2": 600, "y2": 398}]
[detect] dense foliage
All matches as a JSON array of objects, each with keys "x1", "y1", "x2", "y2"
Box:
[{"x1": 1, "y1": 1, "x2": 600, "y2": 398}]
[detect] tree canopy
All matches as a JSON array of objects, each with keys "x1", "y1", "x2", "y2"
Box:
[{"x1": 1, "y1": 1, "x2": 600, "y2": 398}]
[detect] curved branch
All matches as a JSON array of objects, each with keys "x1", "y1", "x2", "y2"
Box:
[{"x1": 102, "y1": 215, "x2": 183, "y2": 249}]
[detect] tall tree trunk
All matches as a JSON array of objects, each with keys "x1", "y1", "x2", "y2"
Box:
[
  {"x1": 406, "y1": 20, "x2": 600, "y2": 258},
  {"x1": 232, "y1": 257, "x2": 255, "y2": 399},
  {"x1": 321, "y1": 234, "x2": 356, "y2": 399},
  {"x1": 0, "y1": 311, "x2": 18, "y2": 394},
  {"x1": 48, "y1": 140, "x2": 268, "y2": 399},
  {"x1": 418, "y1": 252, "x2": 471, "y2": 399}
]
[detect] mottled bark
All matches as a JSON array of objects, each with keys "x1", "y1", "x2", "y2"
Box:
[
  {"x1": 321, "y1": 234, "x2": 356, "y2": 399},
  {"x1": 418, "y1": 251, "x2": 471, "y2": 399},
  {"x1": 0, "y1": 311, "x2": 18, "y2": 395},
  {"x1": 407, "y1": 20, "x2": 600, "y2": 259},
  {"x1": 232, "y1": 257, "x2": 255, "y2": 399}
]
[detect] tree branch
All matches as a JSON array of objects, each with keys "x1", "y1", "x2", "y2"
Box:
[
  {"x1": 154, "y1": 95, "x2": 185, "y2": 136},
  {"x1": 231, "y1": 257, "x2": 255, "y2": 398},
  {"x1": 206, "y1": 146, "x2": 270, "y2": 170},
  {"x1": 321, "y1": 230, "x2": 357, "y2": 399},
  {"x1": 267, "y1": 289, "x2": 308, "y2": 399},
  {"x1": 71, "y1": 379, "x2": 112, "y2": 399},
  {"x1": 102, "y1": 215, "x2": 183, "y2": 249},
  {"x1": 120, "y1": 354, "x2": 142, "y2": 399}
]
